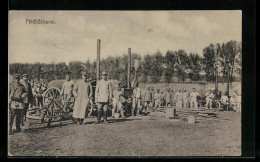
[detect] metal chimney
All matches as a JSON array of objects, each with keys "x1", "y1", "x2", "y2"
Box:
[
  {"x1": 97, "y1": 39, "x2": 101, "y2": 81},
  {"x1": 128, "y1": 48, "x2": 131, "y2": 88}
]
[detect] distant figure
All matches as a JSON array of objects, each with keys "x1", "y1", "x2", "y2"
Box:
[
  {"x1": 94, "y1": 71, "x2": 113, "y2": 124},
  {"x1": 35, "y1": 83, "x2": 44, "y2": 108},
  {"x1": 221, "y1": 92, "x2": 230, "y2": 111},
  {"x1": 73, "y1": 72, "x2": 93, "y2": 125},
  {"x1": 61, "y1": 72, "x2": 74, "y2": 112},
  {"x1": 142, "y1": 86, "x2": 152, "y2": 113},
  {"x1": 9, "y1": 74, "x2": 27, "y2": 134},
  {"x1": 150, "y1": 86, "x2": 155, "y2": 108},
  {"x1": 132, "y1": 82, "x2": 142, "y2": 116},
  {"x1": 182, "y1": 88, "x2": 189, "y2": 108},
  {"x1": 112, "y1": 85, "x2": 124, "y2": 118},
  {"x1": 160, "y1": 91, "x2": 165, "y2": 107},
  {"x1": 189, "y1": 88, "x2": 201, "y2": 109},
  {"x1": 165, "y1": 88, "x2": 172, "y2": 107},
  {"x1": 205, "y1": 88, "x2": 215, "y2": 109},
  {"x1": 154, "y1": 89, "x2": 161, "y2": 111},
  {"x1": 175, "y1": 88, "x2": 183, "y2": 108}
]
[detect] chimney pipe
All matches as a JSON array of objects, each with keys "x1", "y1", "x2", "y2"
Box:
[
  {"x1": 97, "y1": 39, "x2": 101, "y2": 81},
  {"x1": 128, "y1": 48, "x2": 131, "y2": 89}
]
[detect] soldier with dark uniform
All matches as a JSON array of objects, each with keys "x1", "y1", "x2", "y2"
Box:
[
  {"x1": 20, "y1": 74, "x2": 33, "y2": 125},
  {"x1": 9, "y1": 74, "x2": 27, "y2": 134},
  {"x1": 94, "y1": 71, "x2": 113, "y2": 124}
]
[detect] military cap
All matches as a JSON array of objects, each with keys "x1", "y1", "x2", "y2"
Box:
[
  {"x1": 13, "y1": 74, "x2": 20, "y2": 79},
  {"x1": 101, "y1": 71, "x2": 108, "y2": 75},
  {"x1": 22, "y1": 74, "x2": 29, "y2": 77}
]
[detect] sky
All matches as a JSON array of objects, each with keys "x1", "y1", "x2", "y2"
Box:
[{"x1": 9, "y1": 10, "x2": 241, "y2": 64}]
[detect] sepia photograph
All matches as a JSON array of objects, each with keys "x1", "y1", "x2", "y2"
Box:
[{"x1": 8, "y1": 10, "x2": 242, "y2": 156}]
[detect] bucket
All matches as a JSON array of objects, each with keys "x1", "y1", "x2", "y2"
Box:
[
  {"x1": 165, "y1": 108, "x2": 176, "y2": 118},
  {"x1": 188, "y1": 115, "x2": 196, "y2": 123},
  {"x1": 114, "y1": 113, "x2": 120, "y2": 119}
]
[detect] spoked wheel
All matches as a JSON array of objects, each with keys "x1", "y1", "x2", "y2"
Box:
[{"x1": 42, "y1": 87, "x2": 63, "y2": 126}]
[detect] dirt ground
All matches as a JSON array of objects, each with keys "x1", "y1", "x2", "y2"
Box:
[{"x1": 8, "y1": 108, "x2": 241, "y2": 157}]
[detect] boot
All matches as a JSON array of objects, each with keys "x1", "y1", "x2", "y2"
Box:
[
  {"x1": 94, "y1": 110, "x2": 101, "y2": 124},
  {"x1": 103, "y1": 111, "x2": 109, "y2": 124}
]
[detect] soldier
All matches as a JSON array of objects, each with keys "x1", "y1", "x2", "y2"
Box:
[
  {"x1": 190, "y1": 88, "x2": 201, "y2": 109},
  {"x1": 20, "y1": 74, "x2": 33, "y2": 125},
  {"x1": 143, "y1": 86, "x2": 152, "y2": 113},
  {"x1": 9, "y1": 74, "x2": 27, "y2": 134},
  {"x1": 61, "y1": 72, "x2": 74, "y2": 112},
  {"x1": 160, "y1": 91, "x2": 165, "y2": 107},
  {"x1": 165, "y1": 88, "x2": 172, "y2": 107},
  {"x1": 112, "y1": 85, "x2": 124, "y2": 118},
  {"x1": 221, "y1": 92, "x2": 230, "y2": 111},
  {"x1": 205, "y1": 88, "x2": 215, "y2": 109},
  {"x1": 73, "y1": 71, "x2": 93, "y2": 125},
  {"x1": 150, "y1": 86, "x2": 155, "y2": 108},
  {"x1": 132, "y1": 82, "x2": 142, "y2": 116},
  {"x1": 175, "y1": 88, "x2": 183, "y2": 108},
  {"x1": 94, "y1": 71, "x2": 113, "y2": 124},
  {"x1": 154, "y1": 89, "x2": 161, "y2": 111},
  {"x1": 182, "y1": 88, "x2": 189, "y2": 108}
]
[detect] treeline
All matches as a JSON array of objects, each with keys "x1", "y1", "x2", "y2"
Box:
[{"x1": 9, "y1": 40, "x2": 241, "y2": 84}]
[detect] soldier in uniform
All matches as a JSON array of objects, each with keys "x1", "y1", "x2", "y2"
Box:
[
  {"x1": 61, "y1": 72, "x2": 74, "y2": 112},
  {"x1": 94, "y1": 71, "x2": 113, "y2": 124},
  {"x1": 20, "y1": 74, "x2": 33, "y2": 125},
  {"x1": 165, "y1": 88, "x2": 172, "y2": 107},
  {"x1": 175, "y1": 88, "x2": 183, "y2": 108},
  {"x1": 132, "y1": 82, "x2": 142, "y2": 116},
  {"x1": 112, "y1": 85, "x2": 124, "y2": 118},
  {"x1": 9, "y1": 74, "x2": 27, "y2": 134},
  {"x1": 142, "y1": 86, "x2": 152, "y2": 113},
  {"x1": 205, "y1": 88, "x2": 215, "y2": 109},
  {"x1": 73, "y1": 72, "x2": 93, "y2": 125},
  {"x1": 182, "y1": 88, "x2": 189, "y2": 108},
  {"x1": 154, "y1": 89, "x2": 161, "y2": 111},
  {"x1": 190, "y1": 88, "x2": 201, "y2": 109}
]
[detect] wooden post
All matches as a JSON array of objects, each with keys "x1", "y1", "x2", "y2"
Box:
[
  {"x1": 97, "y1": 39, "x2": 101, "y2": 81},
  {"x1": 128, "y1": 48, "x2": 131, "y2": 89}
]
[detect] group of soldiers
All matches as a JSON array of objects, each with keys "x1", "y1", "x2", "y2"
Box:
[
  {"x1": 9, "y1": 71, "x2": 241, "y2": 134},
  {"x1": 9, "y1": 74, "x2": 33, "y2": 134}
]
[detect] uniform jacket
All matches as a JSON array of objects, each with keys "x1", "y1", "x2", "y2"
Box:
[
  {"x1": 61, "y1": 80, "x2": 74, "y2": 95},
  {"x1": 133, "y1": 87, "x2": 142, "y2": 99},
  {"x1": 95, "y1": 79, "x2": 113, "y2": 103},
  {"x1": 9, "y1": 83, "x2": 26, "y2": 109},
  {"x1": 73, "y1": 80, "x2": 93, "y2": 118},
  {"x1": 175, "y1": 92, "x2": 183, "y2": 100},
  {"x1": 143, "y1": 90, "x2": 152, "y2": 102},
  {"x1": 20, "y1": 80, "x2": 33, "y2": 104}
]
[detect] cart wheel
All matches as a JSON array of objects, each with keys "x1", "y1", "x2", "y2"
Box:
[{"x1": 43, "y1": 87, "x2": 63, "y2": 122}]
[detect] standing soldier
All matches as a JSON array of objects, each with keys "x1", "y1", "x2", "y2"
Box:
[
  {"x1": 154, "y1": 89, "x2": 161, "y2": 111},
  {"x1": 9, "y1": 74, "x2": 27, "y2": 134},
  {"x1": 182, "y1": 88, "x2": 189, "y2": 108},
  {"x1": 175, "y1": 88, "x2": 183, "y2": 108},
  {"x1": 205, "y1": 88, "x2": 215, "y2": 109},
  {"x1": 20, "y1": 74, "x2": 33, "y2": 125},
  {"x1": 94, "y1": 71, "x2": 112, "y2": 124},
  {"x1": 61, "y1": 72, "x2": 74, "y2": 112},
  {"x1": 190, "y1": 88, "x2": 201, "y2": 109},
  {"x1": 132, "y1": 82, "x2": 142, "y2": 116},
  {"x1": 112, "y1": 85, "x2": 124, "y2": 118},
  {"x1": 143, "y1": 86, "x2": 152, "y2": 113},
  {"x1": 73, "y1": 72, "x2": 93, "y2": 125},
  {"x1": 165, "y1": 88, "x2": 172, "y2": 107},
  {"x1": 150, "y1": 86, "x2": 155, "y2": 108}
]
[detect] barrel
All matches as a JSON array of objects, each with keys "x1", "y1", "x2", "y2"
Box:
[{"x1": 188, "y1": 115, "x2": 196, "y2": 123}]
